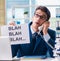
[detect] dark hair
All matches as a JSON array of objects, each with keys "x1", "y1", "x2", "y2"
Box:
[{"x1": 35, "y1": 6, "x2": 51, "y2": 21}]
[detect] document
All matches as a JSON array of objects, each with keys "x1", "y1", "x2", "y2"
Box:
[{"x1": 1, "y1": 24, "x2": 30, "y2": 45}]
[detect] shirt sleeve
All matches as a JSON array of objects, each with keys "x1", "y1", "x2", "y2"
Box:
[{"x1": 43, "y1": 33, "x2": 50, "y2": 42}]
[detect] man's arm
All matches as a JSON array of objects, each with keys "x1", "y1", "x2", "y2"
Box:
[{"x1": 44, "y1": 30, "x2": 56, "y2": 57}]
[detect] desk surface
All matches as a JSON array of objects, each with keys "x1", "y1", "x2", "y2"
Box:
[
  {"x1": 20, "y1": 58, "x2": 53, "y2": 61},
  {"x1": 13, "y1": 56, "x2": 53, "y2": 61},
  {"x1": 12, "y1": 56, "x2": 60, "y2": 61}
]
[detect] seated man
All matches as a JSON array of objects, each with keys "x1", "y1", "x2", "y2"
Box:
[{"x1": 10, "y1": 6, "x2": 56, "y2": 58}]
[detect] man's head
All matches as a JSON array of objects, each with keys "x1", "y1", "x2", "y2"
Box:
[
  {"x1": 34, "y1": 6, "x2": 51, "y2": 21},
  {"x1": 32, "y1": 6, "x2": 51, "y2": 27}
]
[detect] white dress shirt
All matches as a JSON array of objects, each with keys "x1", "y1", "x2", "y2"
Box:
[{"x1": 30, "y1": 26, "x2": 50, "y2": 42}]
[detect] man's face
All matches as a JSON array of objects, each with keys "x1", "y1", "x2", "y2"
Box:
[{"x1": 32, "y1": 9, "x2": 47, "y2": 27}]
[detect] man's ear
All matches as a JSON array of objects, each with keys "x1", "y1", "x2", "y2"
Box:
[{"x1": 48, "y1": 21, "x2": 50, "y2": 26}]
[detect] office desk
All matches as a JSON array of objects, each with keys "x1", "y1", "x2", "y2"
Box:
[
  {"x1": 20, "y1": 57, "x2": 53, "y2": 61},
  {"x1": 20, "y1": 56, "x2": 60, "y2": 61},
  {"x1": 2, "y1": 56, "x2": 60, "y2": 61}
]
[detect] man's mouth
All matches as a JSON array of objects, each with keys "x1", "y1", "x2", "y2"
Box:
[{"x1": 35, "y1": 22, "x2": 40, "y2": 25}]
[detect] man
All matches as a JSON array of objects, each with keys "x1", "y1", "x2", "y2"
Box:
[{"x1": 10, "y1": 6, "x2": 56, "y2": 58}]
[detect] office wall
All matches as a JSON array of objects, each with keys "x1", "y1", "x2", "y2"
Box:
[{"x1": 0, "y1": 0, "x2": 5, "y2": 25}]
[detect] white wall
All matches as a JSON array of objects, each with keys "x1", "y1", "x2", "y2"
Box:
[{"x1": 36, "y1": 0, "x2": 60, "y2": 5}]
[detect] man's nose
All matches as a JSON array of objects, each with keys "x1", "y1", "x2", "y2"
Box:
[{"x1": 36, "y1": 17, "x2": 40, "y2": 21}]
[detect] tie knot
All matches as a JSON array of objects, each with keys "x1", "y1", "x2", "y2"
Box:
[{"x1": 32, "y1": 32, "x2": 38, "y2": 37}]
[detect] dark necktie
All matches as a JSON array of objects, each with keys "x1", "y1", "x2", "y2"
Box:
[
  {"x1": 32, "y1": 32, "x2": 38, "y2": 39},
  {"x1": 32, "y1": 32, "x2": 38, "y2": 50}
]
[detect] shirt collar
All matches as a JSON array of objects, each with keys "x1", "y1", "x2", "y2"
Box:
[{"x1": 30, "y1": 26, "x2": 40, "y2": 34}]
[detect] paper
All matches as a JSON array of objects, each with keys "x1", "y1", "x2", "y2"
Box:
[{"x1": 1, "y1": 24, "x2": 30, "y2": 45}]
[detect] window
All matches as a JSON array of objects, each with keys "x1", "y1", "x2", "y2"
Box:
[
  {"x1": 6, "y1": 0, "x2": 30, "y2": 24},
  {"x1": 35, "y1": 0, "x2": 60, "y2": 30}
]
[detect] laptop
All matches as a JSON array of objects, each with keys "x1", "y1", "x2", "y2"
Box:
[
  {"x1": 0, "y1": 36, "x2": 23, "y2": 60},
  {"x1": 0, "y1": 37, "x2": 13, "y2": 60}
]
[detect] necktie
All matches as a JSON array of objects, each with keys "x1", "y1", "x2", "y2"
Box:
[
  {"x1": 32, "y1": 32, "x2": 38, "y2": 39},
  {"x1": 32, "y1": 32, "x2": 38, "y2": 50}
]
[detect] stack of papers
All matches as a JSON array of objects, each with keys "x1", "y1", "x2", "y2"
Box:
[{"x1": 53, "y1": 37, "x2": 60, "y2": 56}]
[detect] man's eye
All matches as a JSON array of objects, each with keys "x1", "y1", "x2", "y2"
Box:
[
  {"x1": 36, "y1": 14, "x2": 39, "y2": 16},
  {"x1": 40, "y1": 16, "x2": 44, "y2": 19}
]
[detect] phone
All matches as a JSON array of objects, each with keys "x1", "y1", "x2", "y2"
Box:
[
  {"x1": 38, "y1": 25, "x2": 43, "y2": 32},
  {"x1": 38, "y1": 21, "x2": 47, "y2": 32},
  {"x1": 38, "y1": 26, "x2": 55, "y2": 50},
  {"x1": 38, "y1": 21, "x2": 50, "y2": 32},
  {"x1": 38, "y1": 21, "x2": 55, "y2": 50}
]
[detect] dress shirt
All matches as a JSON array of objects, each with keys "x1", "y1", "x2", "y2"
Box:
[{"x1": 30, "y1": 26, "x2": 50, "y2": 42}]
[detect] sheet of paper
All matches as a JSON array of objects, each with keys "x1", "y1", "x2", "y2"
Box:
[{"x1": 1, "y1": 24, "x2": 30, "y2": 45}]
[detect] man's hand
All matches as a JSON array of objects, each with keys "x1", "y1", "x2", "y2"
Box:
[
  {"x1": 42, "y1": 21, "x2": 50, "y2": 35},
  {"x1": 9, "y1": 21, "x2": 15, "y2": 26}
]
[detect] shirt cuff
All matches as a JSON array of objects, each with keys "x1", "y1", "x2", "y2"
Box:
[{"x1": 43, "y1": 33, "x2": 50, "y2": 42}]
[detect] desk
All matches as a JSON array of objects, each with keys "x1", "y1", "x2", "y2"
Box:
[
  {"x1": 20, "y1": 56, "x2": 60, "y2": 61},
  {"x1": 2, "y1": 56, "x2": 60, "y2": 61},
  {"x1": 12, "y1": 56, "x2": 53, "y2": 61},
  {"x1": 20, "y1": 57, "x2": 53, "y2": 61}
]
